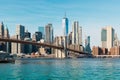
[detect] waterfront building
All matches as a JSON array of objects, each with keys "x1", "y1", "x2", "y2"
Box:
[
  {"x1": 92, "y1": 46, "x2": 108, "y2": 56},
  {"x1": 110, "y1": 46, "x2": 120, "y2": 55},
  {"x1": 24, "y1": 30, "x2": 31, "y2": 38},
  {"x1": 0, "y1": 22, "x2": 4, "y2": 38},
  {"x1": 45, "y1": 23, "x2": 54, "y2": 43},
  {"x1": 62, "y1": 15, "x2": 68, "y2": 36},
  {"x1": 72, "y1": 21, "x2": 82, "y2": 45},
  {"x1": 101, "y1": 26, "x2": 115, "y2": 51},
  {"x1": 38, "y1": 26, "x2": 45, "y2": 39}
]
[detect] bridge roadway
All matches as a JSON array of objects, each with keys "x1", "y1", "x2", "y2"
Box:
[{"x1": 0, "y1": 38, "x2": 89, "y2": 55}]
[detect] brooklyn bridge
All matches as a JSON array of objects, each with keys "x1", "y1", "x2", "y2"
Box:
[{"x1": 0, "y1": 38, "x2": 92, "y2": 58}]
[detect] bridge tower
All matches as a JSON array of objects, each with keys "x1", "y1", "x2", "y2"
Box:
[{"x1": 64, "y1": 36, "x2": 68, "y2": 58}]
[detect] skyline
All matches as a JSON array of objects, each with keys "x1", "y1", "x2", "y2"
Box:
[{"x1": 0, "y1": 0, "x2": 120, "y2": 47}]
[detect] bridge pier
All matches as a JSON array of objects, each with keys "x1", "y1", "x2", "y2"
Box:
[{"x1": 64, "y1": 36, "x2": 68, "y2": 58}]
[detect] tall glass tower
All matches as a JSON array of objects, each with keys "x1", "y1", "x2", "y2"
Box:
[
  {"x1": 38, "y1": 26, "x2": 44, "y2": 39},
  {"x1": 62, "y1": 15, "x2": 68, "y2": 36}
]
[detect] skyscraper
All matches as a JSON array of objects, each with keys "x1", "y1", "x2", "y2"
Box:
[
  {"x1": 0, "y1": 22, "x2": 4, "y2": 38},
  {"x1": 16, "y1": 24, "x2": 25, "y2": 39},
  {"x1": 24, "y1": 30, "x2": 31, "y2": 38},
  {"x1": 62, "y1": 15, "x2": 68, "y2": 36},
  {"x1": 101, "y1": 26, "x2": 115, "y2": 51},
  {"x1": 45, "y1": 23, "x2": 54, "y2": 43},
  {"x1": 35, "y1": 31, "x2": 42, "y2": 41},
  {"x1": 12, "y1": 25, "x2": 25, "y2": 54},
  {"x1": 38, "y1": 26, "x2": 44, "y2": 39},
  {"x1": 85, "y1": 36, "x2": 91, "y2": 53},
  {"x1": 72, "y1": 21, "x2": 82, "y2": 45},
  {"x1": 4, "y1": 27, "x2": 9, "y2": 38}
]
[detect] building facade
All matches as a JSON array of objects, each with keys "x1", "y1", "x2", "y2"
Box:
[
  {"x1": 72, "y1": 21, "x2": 82, "y2": 45},
  {"x1": 35, "y1": 32, "x2": 42, "y2": 41},
  {"x1": 11, "y1": 25, "x2": 25, "y2": 54},
  {"x1": 0, "y1": 22, "x2": 4, "y2": 38},
  {"x1": 24, "y1": 30, "x2": 31, "y2": 38},
  {"x1": 38, "y1": 26, "x2": 44, "y2": 39},
  {"x1": 45, "y1": 23, "x2": 54, "y2": 43},
  {"x1": 62, "y1": 16, "x2": 68, "y2": 36},
  {"x1": 101, "y1": 26, "x2": 115, "y2": 51}
]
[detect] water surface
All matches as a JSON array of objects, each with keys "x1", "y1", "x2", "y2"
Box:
[{"x1": 0, "y1": 58, "x2": 120, "y2": 80}]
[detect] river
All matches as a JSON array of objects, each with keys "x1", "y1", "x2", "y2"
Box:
[{"x1": 0, "y1": 58, "x2": 120, "y2": 80}]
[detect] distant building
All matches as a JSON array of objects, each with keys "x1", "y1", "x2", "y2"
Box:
[
  {"x1": 68, "y1": 32, "x2": 72, "y2": 45},
  {"x1": 72, "y1": 21, "x2": 82, "y2": 45},
  {"x1": 11, "y1": 25, "x2": 25, "y2": 54},
  {"x1": 32, "y1": 33, "x2": 36, "y2": 41},
  {"x1": 101, "y1": 26, "x2": 115, "y2": 51},
  {"x1": 45, "y1": 23, "x2": 54, "y2": 43},
  {"x1": 0, "y1": 22, "x2": 4, "y2": 38},
  {"x1": 113, "y1": 33, "x2": 120, "y2": 46},
  {"x1": 110, "y1": 46, "x2": 120, "y2": 55},
  {"x1": 35, "y1": 31, "x2": 42, "y2": 41},
  {"x1": 62, "y1": 15, "x2": 68, "y2": 36},
  {"x1": 16, "y1": 24, "x2": 25, "y2": 40},
  {"x1": 24, "y1": 38, "x2": 32, "y2": 54},
  {"x1": 38, "y1": 26, "x2": 45, "y2": 39},
  {"x1": 85, "y1": 36, "x2": 91, "y2": 53},
  {"x1": 24, "y1": 30, "x2": 31, "y2": 38},
  {"x1": 92, "y1": 46, "x2": 108, "y2": 56}
]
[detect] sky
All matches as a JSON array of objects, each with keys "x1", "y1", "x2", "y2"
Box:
[{"x1": 0, "y1": 0, "x2": 120, "y2": 47}]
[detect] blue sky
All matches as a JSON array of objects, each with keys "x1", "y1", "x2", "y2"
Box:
[{"x1": 0, "y1": 0, "x2": 120, "y2": 47}]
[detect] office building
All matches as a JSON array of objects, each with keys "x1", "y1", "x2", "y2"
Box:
[
  {"x1": 35, "y1": 31, "x2": 42, "y2": 41},
  {"x1": 72, "y1": 21, "x2": 82, "y2": 45},
  {"x1": 45, "y1": 23, "x2": 54, "y2": 43},
  {"x1": 68, "y1": 32, "x2": 72, "y2": 45},
  {"x1": 92, "y1": 46, "x2": 108, "y2": 56},
  {"x1": 11, "y1": 25, "x2": 25, "y2": 54},
  {"x1": 38, "y1": 26, "x2": 44, "y2": 39},
  {"x1": 101, "y1": 26, "x2": 115, "y2": 51},
  {"x1": 16, "y1": 24, "x2": 25, "y2": 39},
  {"x1": 113, "y1": 33, "x2": 120, "y2": 46},
  {"x1": 24, "y1": 38, "x2": 32, "y2": 54},
  {"x1": 24, "y1": 30, "x2": 31, "y2": 38},
  {"x1": 0, "y1": 22, "x2": 4, "y2": 38},
  {"x1": 62, "y1": 15, "x2": 68, "y2": 36},
  {"x1": 85, "y1": 36, "x2": 91, "y2": 53}
]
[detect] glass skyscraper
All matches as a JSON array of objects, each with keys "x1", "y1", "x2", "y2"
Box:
[
  {"x1": 38, "y1": 26, "x2": 44, "y2": 39},
  {"x1": 62, "y1": 16, "x2": 68, "y2": 36}
]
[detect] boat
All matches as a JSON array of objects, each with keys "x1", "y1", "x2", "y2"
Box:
[{"x1": 0, "y1": 51, "x2": 15, "y2": 63}]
